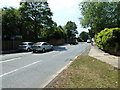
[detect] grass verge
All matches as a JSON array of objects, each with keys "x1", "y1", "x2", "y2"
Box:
[{"x1": 47, "y1": 55, "x2": 118, "y2": 88}]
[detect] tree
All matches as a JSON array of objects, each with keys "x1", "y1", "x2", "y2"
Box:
[
  {"x1": 64, "y1": 21, "x2": 78, "y2": 39},
  {"x1": 18, "y1": 1, "x2": 53, "y2": 40},
  {"x1": 42, "y1": 24, "x2": 67, "y2": 40},
  {"x1": 79, "y1": 1, "x2": 120, "y2": 35},
  {"x1": 79, "y1": 31, "x2": 88, "y2": 42},
  {"x1": 2, "y1": 7, "x2": 20, "y2": 39}
]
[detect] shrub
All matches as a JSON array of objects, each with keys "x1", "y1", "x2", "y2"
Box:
[{"x1": 95, "y1": 28, "x2": 120, "y2": 55}]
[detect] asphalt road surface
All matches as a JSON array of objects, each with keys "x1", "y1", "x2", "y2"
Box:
[{"x1": 1, "y1": 42, "x2": 90, "y2": 88}]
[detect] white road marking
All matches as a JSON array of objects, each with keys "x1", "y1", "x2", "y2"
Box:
[
  {"x1": 0, "y1": 57, "x2": 21, "y2": 63},
  {"x1": 0, "y1": 60, "x2": 41, "y2": 78}
]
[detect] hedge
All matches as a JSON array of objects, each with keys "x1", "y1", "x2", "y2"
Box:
[{"x1": 95, "y1": 28, "x2": 120, "y2": 55}]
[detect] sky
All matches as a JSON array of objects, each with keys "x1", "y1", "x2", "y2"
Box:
[{"x1": 0, "y1": 0, "x2": 88, "y2": 35}]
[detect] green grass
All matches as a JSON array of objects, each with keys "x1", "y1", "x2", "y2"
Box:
[{"x1": 48, "y1": 55, "x2": 118, "y2": 88}]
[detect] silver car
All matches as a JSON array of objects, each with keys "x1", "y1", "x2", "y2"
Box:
[
  {"x1": 18, "y1": 42, "x2": 34, "y2": 51},
  {"x1": 32, "y1": 42, "x2": 53, "y2": 53}
]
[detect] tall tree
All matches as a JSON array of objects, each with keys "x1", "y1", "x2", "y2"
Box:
[
  {"x1": 42, "y1": 23, "x2": 66, "y2": 40},
  {"x1": 79, "y1": 31, "x2": 88, "y2": 42},
  {"x1": 79, "y1": 1, "x2": 120, "y2": 35},
  {"x1": 2, "y1": 7, "x2": 20, "y2": 39},
  {"x1": 18, "y1": 1, "x2": 53, "y2": 39},
  {"x1": 64, "y1": 21, "x2": 78, "y2": 39}
]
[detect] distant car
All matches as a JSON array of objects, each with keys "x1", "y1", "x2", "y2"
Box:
[
  {"x1": 18, "y1": 42, "x2": 34, "y2": 51},
  {"x1": 68, "y1": 39, "x2": 78, "y2": 45},
  {"x1": 32, "y1": 42, "x2": 53, "y2": 53},
  {"x1": 87, "y1": 40, "x2": 91, "y2": 43}
]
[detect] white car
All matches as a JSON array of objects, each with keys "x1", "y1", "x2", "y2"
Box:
[
  {"x1": 18, "y1": 42, "x2": 34, "y2": 51},
  {"x1": 87, "y1": 40, "x2": 91, "y2": 43},
  {"x1": 32, "y1": 42, "x2": 53, "y2": 53}
]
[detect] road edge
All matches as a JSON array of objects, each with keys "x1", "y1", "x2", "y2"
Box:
[{"x1": 43, "y1": 45, "x2": 91, "y2": 88}]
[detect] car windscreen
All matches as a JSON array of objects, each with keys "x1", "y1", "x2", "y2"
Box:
[{"x1": 33, "y1": 42, "x2": 41, "y2": 45}]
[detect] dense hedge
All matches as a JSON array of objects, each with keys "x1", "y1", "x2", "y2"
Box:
[{"x1": 95, "y1": 28, "x2": 120, "y2": 55}]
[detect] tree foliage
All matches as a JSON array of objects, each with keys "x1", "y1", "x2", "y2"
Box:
[
  {"x1": 2, "y1": 1, "x2": 76, "y2": 42},
  {"x1": 95, "y1": 28, "x2": 120, "y2": 55},
  {"x1": 64, "y1": 21, "x2": 78, "y2": 39},
  {"x1": 79, "y1": 31, "x2": 89, "y2": 42},
  {"x1": 42, "y1": 25, "x2": 67, "y2": 40},
  {"x1": 79, "y1": 1, "x2": 120, "y2": 35},
  {"x1": 2, "y1": 7, "x2": 20, "y2": 38},
  {"x1": 18, "y1": 1, "x2": 53, "y2": 39}
]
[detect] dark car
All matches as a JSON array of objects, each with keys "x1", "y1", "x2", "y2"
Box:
[
  {"x1": 68, "y1": 39, "x2": 78, "y2": 45},
  {"x1": 18, "y1": 42, "x2": 34, "y2": 51}
]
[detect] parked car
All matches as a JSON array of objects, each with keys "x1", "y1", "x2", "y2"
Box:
[
  {"x1": 32, "y1": 42, "x2": 53, "y2": 53},
  {"x1": 18, "y1": 42, "x2": 34, "y2": 51}
]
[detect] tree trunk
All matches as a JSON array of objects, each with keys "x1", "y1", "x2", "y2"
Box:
[{"x1": 34, "y1": 16, "x2": 37, "y2": 40}]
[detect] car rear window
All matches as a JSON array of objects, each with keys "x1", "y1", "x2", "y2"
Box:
[
  {"x1": 28, "y1": 43, "x2": 34, "y2": 45},
  {"x1": 19, "y1": 43, "x2": 27, "y2": 45}
]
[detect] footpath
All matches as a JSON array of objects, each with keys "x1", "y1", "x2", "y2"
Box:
[{"x1": 89, "y1": 45, "x2": 119, "y2": 69}]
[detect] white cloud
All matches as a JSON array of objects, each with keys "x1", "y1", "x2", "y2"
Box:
[
  {"x1": 0, "y1": 0, "x2": 21, "y2": 8},
  {"x1": 48, "y1": 0, "x2": 82, "y2": 12},
  {"x1": 47, "y1": 0, "x2": 86, "y2": 34},
  {"x1": 67, "y1": 6, "x2": 80, "y2": 14}
]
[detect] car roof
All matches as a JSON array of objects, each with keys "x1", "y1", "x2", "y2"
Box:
[
  {"x1": 22, "y1": 42, "x2": 33, "y2": 43},
  {"x1": 20, "y1": 42, "x2": 34, "y2": 44},
  {"x1": 36, "y1": 42, "x2": 47, "y2": 44}
]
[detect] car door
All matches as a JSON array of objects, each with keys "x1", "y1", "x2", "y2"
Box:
[
  {"x1": 46, "y1": 43, "x2": 51, "y2": 50},
  {"x1": 42, "y1": 43, "x2": 48, "y2": 50}
]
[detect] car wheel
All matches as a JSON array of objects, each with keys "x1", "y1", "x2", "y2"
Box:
[
  {"x1": 27, "y1": 48, "x2": 31, "y2": 52},
  {"x1": 42, "y1": 48, "x2": 45, "y2": 52},
  {"x1": 51, "y1": 47, "x2": 53, "y2": 51}
]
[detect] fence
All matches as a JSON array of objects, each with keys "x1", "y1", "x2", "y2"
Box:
[{"x1": 2, "y1": 40, "x2": 21, "y2": 51}]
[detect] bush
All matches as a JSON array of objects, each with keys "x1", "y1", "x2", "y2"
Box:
[{"x1": 95, "y1": 28, "x2": 120, "y2": 55}]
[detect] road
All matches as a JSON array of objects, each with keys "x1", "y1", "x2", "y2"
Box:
[{"x1": 1, "y1": 42, "x2": 90, "y2": 88}]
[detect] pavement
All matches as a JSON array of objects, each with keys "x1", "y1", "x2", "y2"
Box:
[{"x1": 89, "y1": 45, "x2": 120, "y2": 69}]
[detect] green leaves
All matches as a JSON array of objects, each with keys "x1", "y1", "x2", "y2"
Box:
[
  {"x1": 79, "y1": 2, "x2": 120, "y2": 35},
  {"x1": 95, "y1": 28, "x2": 120, "y2": 55},
  {"x1": 79, "y1": 31, "x2": 89, "y2": 42},
  {"x1": 2, "y1": 7, "x2": 20, "y2": 37},
  {"x1": 42, "y1": 25, "x2": 67, "y2": 40},
  {"x1": 2, "y1": 1, "x2": 55, "y2": 40},
  {"x1": 18, "y1": 1, "x2": 53, "y2": 39},
  {"x1": 64, "y1": 21, "x2": 78, "y2": 39}
]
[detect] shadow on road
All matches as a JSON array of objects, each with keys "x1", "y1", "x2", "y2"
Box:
[
  {"x1": 2, "y1": 46, "x2": 67, "y2": 55},
  {"x1": 53, "y1": 46, "x2": 67, "y2": 51},
  {"x1": 32, "y1": 46, "x2": 67, "y2": 54}
]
